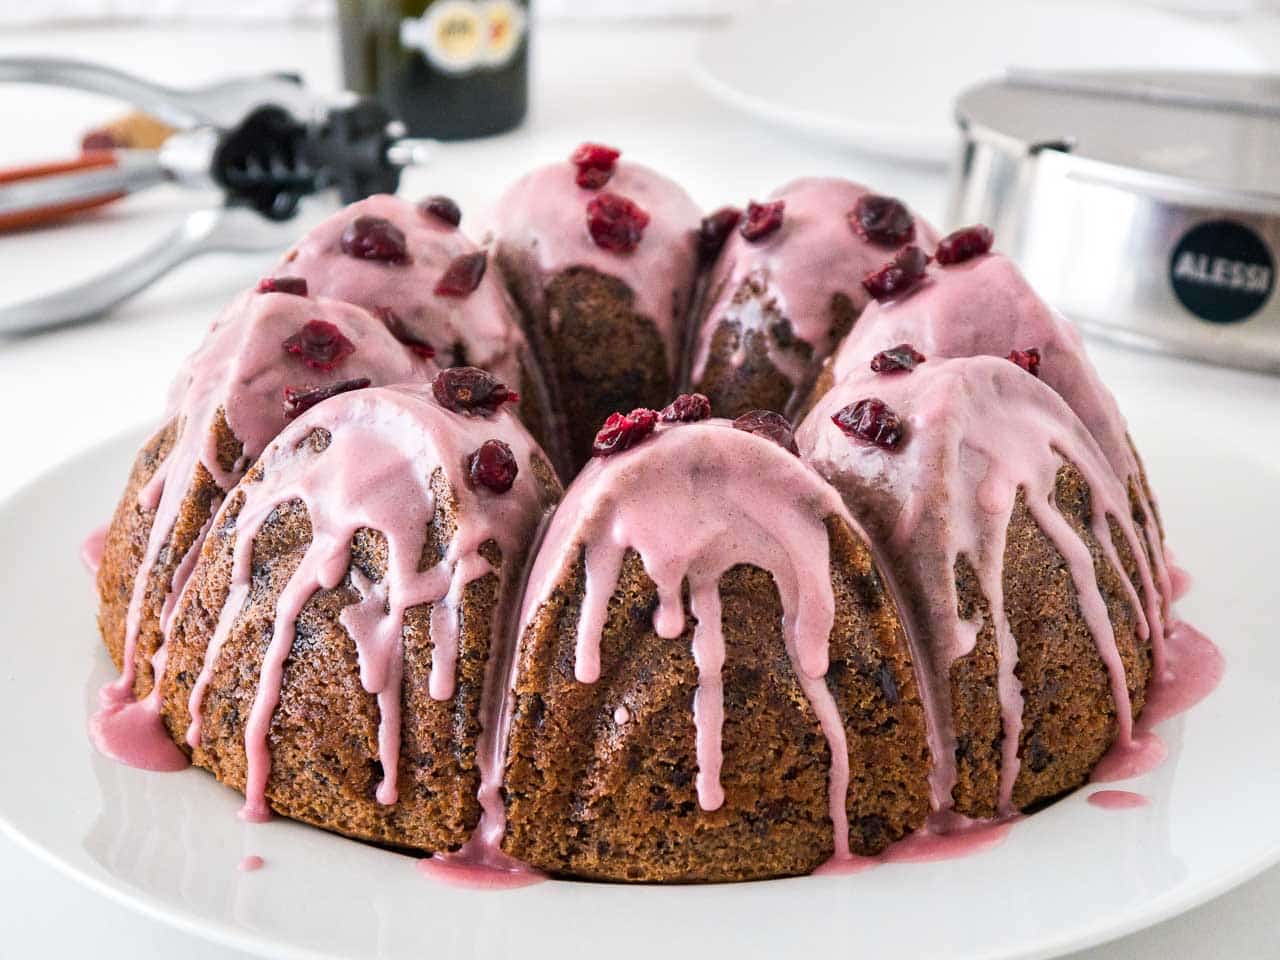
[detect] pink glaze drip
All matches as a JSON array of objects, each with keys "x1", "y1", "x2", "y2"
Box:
[
  {"x1": 238, "y1": 855, "x2": 265, "y2": 872},
  {"x1": 81, "y1": 524, "x2": 107, "y2": 576},
  {"x1": 814, "y1": 811, "x2": 1015, "y2": 874},
  {"x1": 417, "y1": 854, "x2": 545, "y2": 889},
  {"x1": 91, "y1": 637, "x2": 189, "y2": 771},
  {"x1": 1088, "y1": 790, "x2": 1149, "y2": 810},
  {"x1": 689, "y1": 177, "x2": 939, "y2": 391},
  {"x1": 490, "y1": 159, "x2": 702, "y2": 379},
  {"x1": 105, "y1": 290, "x2": 435, "y2": 733},
  {"x1": 182, "y1": 383, "x2": 548, "y2": 826},
  {"x1": 279, "y1": 194, "x2": 531, "y2": 397},
  {"x1": 798, "y1": 356, "x2": 1162, "y2": 815},
  {"x1": 828, "y1": 252, "x2": 1171, "y2": 673},
  {"x1": 516, "y1": 420, "x2": 859, "y2": 852}
]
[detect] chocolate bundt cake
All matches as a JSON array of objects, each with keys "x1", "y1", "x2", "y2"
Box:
[
  {"x1": 489, "y1": 145, "x2": 702, "y2": 471},
  {"x1": 687, "y1": 178, "x2": 938, "y2": 421}
]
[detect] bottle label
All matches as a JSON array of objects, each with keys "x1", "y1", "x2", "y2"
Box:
[{"x1": 400, "y1": 0, "x2": 526, "y2": 76}]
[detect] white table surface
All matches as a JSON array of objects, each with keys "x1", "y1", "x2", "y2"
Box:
[{"x1": 0, "y1": 17, "x2": 1276, "y2": 960}]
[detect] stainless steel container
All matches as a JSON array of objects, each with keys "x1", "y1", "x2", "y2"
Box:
[{"x1": 951, "y1": 72, "x2": 1280, "y2": 375}]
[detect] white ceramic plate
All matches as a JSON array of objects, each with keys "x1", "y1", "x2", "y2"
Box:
[
  {"x1": 693, "y1": 0, "x2": 1266, "y2": 165},
  {"x1": 1, "y1": 341, "x2": 1278, "y2": 960}
]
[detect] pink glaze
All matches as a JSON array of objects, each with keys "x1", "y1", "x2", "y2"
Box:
[
  {"x1": 182, "y1": 383, "x2": 550, "y2": 826},
  {"x1": 417, "y1": 854, "x2": 545, "y2": 889},
  {"x1": 814, "y1": 812, "x2": 1014, "y2": 874},
  {"x1": 689, "y1": 177, "x2": 939, "y2": 395},
  {"x1": 279, "y1": 194, "x2": 535, "y2": 404},
  {"x1": 1169, "y1": 564, "x2": 1192, "y2": 603},
  {"x1": 89, "y1": 698, "x2": 188, "y2": 772},
  {"x1": 797, "y1": 356, "x2": 1163, "y2": 816},
  {"x1": 81, "y1": 524, "x2": 107, "y2": 576},
  {"x1": 826, "y1": 252, "x2": 1171, "y2": 672},
  {"x1": 1088, "y1": 790, "x2": 1149, "y2": 810},
  {"x1": 490, "y1": 158, "x2": 702, "y2": 379},
  {"x1": 99, "y1": 291, "x2": 436, "y2": 766},
  {"x1": 515, "y1": 420, "x2": 861, "y2": 852},
  {"x1": 238, "y1": 855, "x2": 265, "y2": 872}
]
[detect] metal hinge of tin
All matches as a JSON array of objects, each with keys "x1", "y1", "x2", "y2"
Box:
[{"x1": 951, "y1": 70, "x2": 1280, "y2": 376}]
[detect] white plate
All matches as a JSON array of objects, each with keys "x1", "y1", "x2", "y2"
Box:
[
  {"x1": 2, "y1": 340, "x2": 1278, "y2": 960},
  {"x1": 693, "y1": 0, "x2": 1267, "y2": 165}
]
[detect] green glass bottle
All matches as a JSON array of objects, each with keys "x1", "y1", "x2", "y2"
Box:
[{"x1": 338, "y1": 0, "x2": 529, "y2": 141}]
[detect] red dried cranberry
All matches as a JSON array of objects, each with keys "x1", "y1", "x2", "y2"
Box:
[
  {"x1": 282, "y1": 377, "x2": 371, "y2": 420},
  {"x1": 832, "y1": 398, "x2": 905, "y2": 450},
  {"x1": 256, "y1": 275, "x2": 308, "y2": 296},
  {"x1": 592, "y1": 408, "x2": 658, "y2": 457},
  {"x1": 340, "y1": 215, "x2": 409, "y2": 264},
  {"x1": 375, "y1": 307, "x2": 435, "y2": 359},
  {"x1": 659, "y1": 393, "x2": 712, "y2": 423},
  {"x1": 571, "y1": 142, "x2": 621, "y2": 190},
  {"x1": 432, "y1": 367, "x2": 519, "y2": 414},
  {"x1": 870, "y1": 343, "x2": 927, "y2": 374},
  {"x1": 862, "y1": 245, "x2": 931, "y2": 301},
  {"x1": 936, "y1": 224, "x2": 994, "y2": 266},
  {"x1": 468, "y1": 439, "x2": 519, "y2": 493},
  {"x1": 81, "y1": 129, "x2": 119, "y2": 151},
  {"x1": 586, "y1": 192, "x2": 650, "y2": 253},
  {"x1": 434, "y1": 251, "x2": 488, "y2": 297},
  {"x1": 1008, "y1": 347, "x2": 1042, "y2": 377},
  {"x1": 418, "y1": 195, "x2": 462, "y2": 227},
  {"x1": 282, "y1": 320, "x2": 356, "y2": 372},
  {"x1": 698, "y1": 207, "x2": 742, "y2": 265},
  {"x1": 732, "y1": 410, "x2": 798, "y2": 454},
  {"x1": 739, "y1": 199, "x2": 785, "y2": 242},
  {"x1": 849, "y1": 194, "x2": 915, "y2": 247}
]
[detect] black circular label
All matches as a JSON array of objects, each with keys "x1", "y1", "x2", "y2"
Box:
[{"x1": 1169, "y1": 219, "x2": 1274, "y2": 324}]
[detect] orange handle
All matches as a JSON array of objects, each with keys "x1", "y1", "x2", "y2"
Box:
[{"x1": 0, "y1": 151, "x2": 124, "y2": 233}]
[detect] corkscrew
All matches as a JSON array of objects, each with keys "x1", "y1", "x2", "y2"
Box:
[{"x1": 0, "y1": 57, "x2": 434, "y2": 335}]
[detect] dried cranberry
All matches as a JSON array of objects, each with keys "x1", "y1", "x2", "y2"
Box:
[
  {"x1": 698, "y1": 207, "x2": 742, "y2": 265},
  {"x1": 432, "y1": 367, "x2": 519, "y2": 414},
  {"x1": 81, "y1": 129, "x2": 119, "y2": 151},
  {"x1": 256, "y1": 275, "x2": 308, "y2": 296},
  {"x1": 732, "y1": 410, "x2": 798, "y2": 454},
  {"x1": 832, "y1": 398, "x2": 905, "y2": 450},
  {"x1": 375, "y1": 307, "x2": 435, "y2": 359},
  {"x1": 870, "y1": 343, "x2": 926, "y2": 374},
  {"x1": 849, "y1": 194, "x2": 915, "y2": 247},
  {"x1": 418, "y1": 195, "x2": 462, "y2": 227},
  {"x1": 862, "y1": 245, "x2": 931, "y2": 301},
  {"x1": 1008, "y1": 347, "x2": 1042, "y2": 377},
  {"x1": 936, "y1": 224, "x2": 994, "y2": 266},
  {"x1": 434, "y1": 251, "x2": 488, "y2": 297},
  {"x1": 282, "y1": 377, "x2": 371, "y2": 420},
  {"x1": 571, "y1": 142, "x2": 621, "y2": 190},
  {"x1": 282, "y1": 320, "x2": 356, "y2": 372},
  {"x1": 739, "y1": 199, "x2": 785, "y2": 242},
  {"x1": 468, "y1": 439, "x2": 519, "y2": 493},
  {"x1": 659, "y1": 393, "x2": 712, "y2": 423},
  {"x1": 340, "y1": 215, "x2": 409, "y2": 264},
  {"x1": 586, "y1": 192, "x2": 650, "y2": 253},
  {"x1": 592, "y1": 408, "x2": 658, "y2": 457}
]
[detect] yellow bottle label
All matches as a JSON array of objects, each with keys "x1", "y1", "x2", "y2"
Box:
[{"x1": 400, "y1": 0, "x2": 526, "y2": 76}]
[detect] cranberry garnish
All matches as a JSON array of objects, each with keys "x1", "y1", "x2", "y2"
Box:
[
  {"x1": 832, "y1": 398, "x2": 905, "y2": 450},
  {"x1": 432, "y1": 367, "x2": 519, "y2": 415},
  {"x1": 739, "y1": 199, "x2": 785, "y2": 242},
  {"x1": 282, "y1": 377, "x2": 371, "y2": 420},
  {"x1": 468, "y1": 439, "x2": 519, "y2": 493},
  {"x1": 1008, "y1": 347, "x2": 1042, "y2": 378},
  {"x1": 282, "y1": 320, "x2": 356, "y2": 372},
  {"x1": 592, "y1": 408, "x2": 658, "y2": 457},
  {"x1": 862, "y1": 245, "x2": 931, "y2": 301},
  {"x1": 849, "y1": 194, "x2": 915, "y2": 247},
  {"x1": 586, "y1": 192, "x2": 650, "y2": 253},
  {"x1": 870, "y1": 343, "x2": 927, "y2": 374},
  {"x1": 698, "y1": 207, "x2": 742, "y2": 265},
  {"x1": 340, "y1": 215, "x2": 409, "y2": 264},
  {"x1": 936, "y1": 224, "x2": 994, "y2": 266},
  {"x1": 81, "y1": 129, "x2": 119, "y2": 151},
  {"x1": 375, "y1": 307, "x2": 435, "y2": 359},
  {"x1": 571, "y1": 142, "x2": 621, "y2": 190},
  {"x1": 434, "y1": 251, "x2": 488, "y2": 297},
  {"x1": 732, "y1": 410, "x2": 798, "y2": 454},
  {"x1": 659, "y1": 393, "x2": 712, "y2": 423},
  {"x1": 418, "y1": 195, "x2": 462, "y2": 228},
  {"x1": 256, "y1": 275, "x2": 308, "y2": 296}
]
